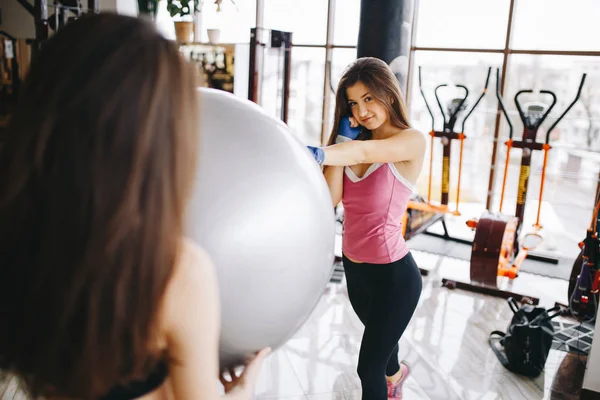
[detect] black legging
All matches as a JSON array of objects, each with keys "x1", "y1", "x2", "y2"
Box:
[{"x1": 343, "y1": 252, "x2": 422, "y2": 400}]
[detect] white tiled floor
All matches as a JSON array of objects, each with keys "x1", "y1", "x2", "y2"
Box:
[
  {"x1": 0, "y1": 250, "x2": 589, "y2": 400},
  {"x1": 250, "y1": 249, "x2": 588, "y2": 400}
]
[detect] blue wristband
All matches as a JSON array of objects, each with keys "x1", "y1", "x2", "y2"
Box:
[
  {"x1": 336, "y1": 116, "x2": 361, "y2": 143},
  {"x1": 307, "y1": 146, "x2": 325, "y2": 166}
]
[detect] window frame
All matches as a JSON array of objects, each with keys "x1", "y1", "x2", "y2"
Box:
[{"x1": 254, "y1": 0, "x2": 600, "y2": 207}]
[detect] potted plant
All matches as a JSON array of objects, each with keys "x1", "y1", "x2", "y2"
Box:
[
  {"x1": 167, "y1": 0, "x2": 203, "y2": 43},
  {"x1": 205, "y1": 0, "x2": 238, "y2": 43}
]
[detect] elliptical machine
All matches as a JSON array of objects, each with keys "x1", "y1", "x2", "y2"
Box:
[
  {"x1": 443, "y1": 69, "x2": 587, "y2": 305},
  {"x1": 403, "y1": 67, "x2": 491, "y2": 241}
]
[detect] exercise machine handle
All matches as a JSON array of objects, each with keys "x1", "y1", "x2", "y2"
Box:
[
  {"x1": 495, "y1": 68, "x2": 513, "y2": 140},
  {"x1": 434, "y1": 84, "x2": 449, "y2": 126},
  {"x1": 514, "y1": 89, "x2": 532, "y2": 125},
  {"x1": 434, "y1": 84, "x2": 468, "y2": 128},
  {"x1": 514, "y1": 89, "x2": 557, "y2": 132},
  {"x1": 545, "y1": 73, "x2": 587, "y2": 143},
  {"x1": 539, "y1": 90, "x2": 557, "y2": 134},
  {"x1": 451, "y1": 85, "x2": 469, "y2": 125},
  {"x1": 418, "y1": 66, "x2": 436, "y2": 132},
  {"x1": 461, "y1": 67, "x2": 491, "y2": 133}
]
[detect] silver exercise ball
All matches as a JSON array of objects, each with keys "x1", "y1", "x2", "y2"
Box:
[{"x1": 185, "y1": 88, "x2": 335, "y2": 369}]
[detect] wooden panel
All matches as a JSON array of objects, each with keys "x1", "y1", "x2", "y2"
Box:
[{"x1": 470, "y1": 212, "x2": 517, "y2": 287}]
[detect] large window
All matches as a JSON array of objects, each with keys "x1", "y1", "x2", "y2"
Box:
[
  {"x1": 410, "y1": 0, "x2": 600, "y2": 258},
  {"x1": 255, "y1": 45, "x2": 290, "y2": 120},
  {"x1": 201, "y1": 0, "x2": 257, "y2": 44},
  {"x1": 261, "y1": 0, "x2": 359, "y2": 144},
  {"x1": 408, "y1": 51, "x2": 503, "y2": 210},
  {"x1": 325, "y1": 48, "x2": 360, "y2": 139},
  {"x1": 332, "y1": 0, "x2": 361, "y2": 46},
  {"x1": 511, "y1": 0, "x2": 600, "y2": 51},
  {"x1": 414, "y1": 0, "x2": 511, "y2": 49},
  {"x1": 154, "y1": 0, "x2": 256, "y2": 43},
  {"x1": 489, "y1": 55, "x2": 599, "y2": 258},
  {"x1": 502, "y1": 55, "x2": 598, "y2": 153},
  {"x1": 287, "y1": 48, "x2": 326, "y2": 146},
  {"x1": 262, "y1": 0, "x2": 329, "y2": 45},
  {"x1": 162, "y1": 0, "x2": 600, "y2": 260}
]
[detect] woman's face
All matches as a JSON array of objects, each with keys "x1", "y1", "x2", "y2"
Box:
[{"x1": 345, "y1": 81, "x2": 389, "y2": 131}]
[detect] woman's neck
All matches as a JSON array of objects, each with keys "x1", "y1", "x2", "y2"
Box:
[{"x1": 371, "y1": 121, "x2": 398, "y2": 140}]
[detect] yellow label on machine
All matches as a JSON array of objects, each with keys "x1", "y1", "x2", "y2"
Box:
[
  {"x1": 442, "y1": 156, "x2": 449, "y2": 194},
  {"x1": 517, "y1": 165, "x2": 530, "y2": 205}
]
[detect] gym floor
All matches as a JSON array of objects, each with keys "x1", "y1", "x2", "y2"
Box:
[
  {"x1": 0, "y1": 243, "x2": 590, "y2": 400},
  {"x1": 249, "y1": 248, "x2": 588, "y2": 400}
]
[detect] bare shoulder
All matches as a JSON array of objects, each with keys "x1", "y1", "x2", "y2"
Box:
[
  {"x1": 171, "y1": 238, "x2": 217, "y2": 293},
  {"x1": 388, "y1": 128, "x2": 426, "y2": 154},
  {"x1": 391, "y1": 128, "x2": 426, "y2": 142},
  {"x1": 406, "y1": 128, "x2": 426, "y2": 138},
  {"x1": 158, "y1": 240, "x2": 223, "y2": 398},
  {"x1": 179, "y1": 238, "x2": 214, "y2": 272},
  {"x1": 160, "y1": 238, "x2": 220, "y2": 334},
  {"x1": 391, "y1": 129, "x2": 426, "y2": 181}
]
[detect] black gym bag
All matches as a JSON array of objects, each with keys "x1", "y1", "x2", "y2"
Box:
[{"x1": 488, "y1": 298, "x2": 562, "y2": 377}]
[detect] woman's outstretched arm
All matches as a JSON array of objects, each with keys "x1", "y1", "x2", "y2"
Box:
[{"x1": 321, "y1": 129, "x2": 426, "y2": 167}]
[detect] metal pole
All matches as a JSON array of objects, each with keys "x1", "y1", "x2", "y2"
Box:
[
  {"x1": 282, "y1": 32, "x2": 292, "y2": 124},
  {"x1": 320, "y1": 0, "x2": 336, "y2": 144},
  {"x1": 405, "y1": 0, "x2": 421, "y2": 110},
  {"x1": 87, "y1": 0, "x2": 98, "y2": 13},
  {"x1": 255, "y1": 0, "x2": 263, "y2": 28},
  {"x1": 485, "y1": 0, "x2": 516, "y2": 211},
  {"x1": 248, "y1": 0, "x2": 263, "y2": 104},
  {"x1": 31, "y1": 0, "x2": 49, "y2": 61},
  {"x1": 248, "y1": 28, "x2": 258, "y2": 103}
]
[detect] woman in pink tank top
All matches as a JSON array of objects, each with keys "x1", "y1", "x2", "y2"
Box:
[{"x1": 307, "y1": 57, "x2": 425, "y2": 400}]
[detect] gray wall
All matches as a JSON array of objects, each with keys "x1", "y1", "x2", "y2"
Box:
[{"x1": 0, "y1": 0, "x2": 34, "y2": 38}]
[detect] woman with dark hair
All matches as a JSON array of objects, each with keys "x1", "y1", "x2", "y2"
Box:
[
  {"x1": 307, "y1": 57, "x2": 425, "y2": 399},
  {"x1": 0, "y1": 12, "x2": 268, "y2": 400}
]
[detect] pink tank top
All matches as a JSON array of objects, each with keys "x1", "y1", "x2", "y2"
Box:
[{"x1": 342, "y1": 163, "x2": 414, "y2": 264}]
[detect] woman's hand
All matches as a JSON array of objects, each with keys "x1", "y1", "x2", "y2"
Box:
[
  {"x1": 220, "y1": 347, "x2": 271, "y2": 398},
  {"x1": 335, "y1": 116, "x2": 361, "y2": 143}
]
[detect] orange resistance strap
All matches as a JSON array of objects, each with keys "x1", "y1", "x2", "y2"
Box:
[
  {"x1": 427, "y1": 131, "x2": 434, "y2": 204},
  {"x1": 499, "y1": 140, "x2": 513, "y2": 213},
  {"x1": 454, "y1": 133, "x2": 465, "y2": 214},
  {"x1": 534, "y1": 144, "x2": 551, "y2": 230},
  {"x1": 591, "y1": 200, "x2": 600, "y2": 233},
  {"x1": 586, "y1": 200, "x2": 600, "y2": 293}
]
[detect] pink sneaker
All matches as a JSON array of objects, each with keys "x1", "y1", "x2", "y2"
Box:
[{"x1": 387, "y1": 361, "x2": 410, "y2": 399}]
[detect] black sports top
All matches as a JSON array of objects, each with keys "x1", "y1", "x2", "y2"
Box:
[{"x1": 98, "y1": 361, "x2": 168, "y2": 400}]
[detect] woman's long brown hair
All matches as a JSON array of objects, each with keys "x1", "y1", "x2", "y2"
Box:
[
  {"x1": 328, "y1": 57, "x2": 411, "y2": 145},
  {"x1": 0, "y1": 13, "x2": 199, "y2": 398}
]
